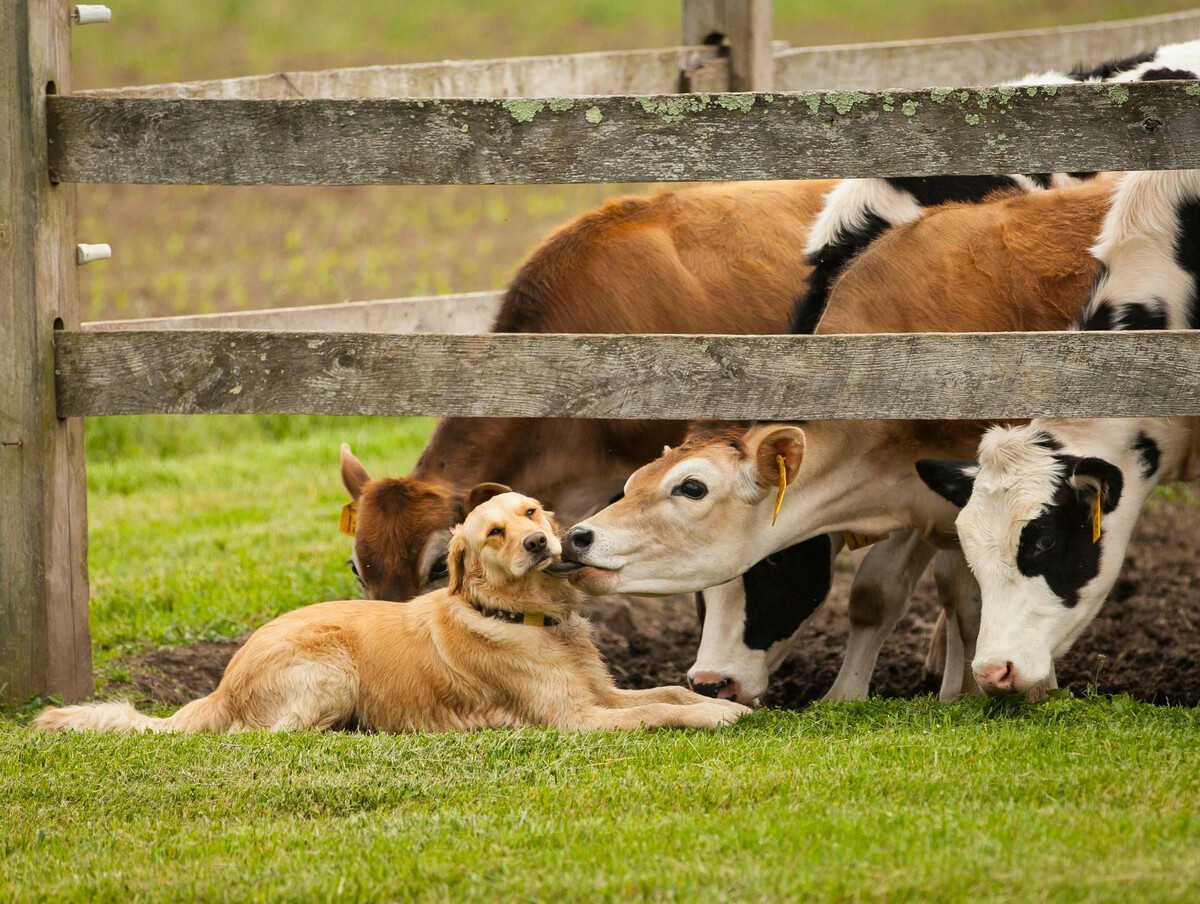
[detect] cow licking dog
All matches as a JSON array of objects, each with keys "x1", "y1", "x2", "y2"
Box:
[
  {"x1": 336, "y1": 179, "x2": 980, "y2": 704},
  {"x1": 916, "y1": 168, "x2": 1200, "y2": 698},
  {"x1": 36, "y1": 493, "x2": 749, "y2": 734}
]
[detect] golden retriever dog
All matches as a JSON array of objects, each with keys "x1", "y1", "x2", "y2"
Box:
[{"x1": 35, "y1": 492, "x2": 749, "y2": 734}]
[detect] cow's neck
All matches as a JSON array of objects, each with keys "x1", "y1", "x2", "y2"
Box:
[{"x1": 769, "y1": 419, "x2": 986, "y2": 553}]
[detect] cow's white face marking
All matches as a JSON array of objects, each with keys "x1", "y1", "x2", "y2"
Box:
[{"x1": 564, "y1": 449, "x2": 766, "y2": 595}]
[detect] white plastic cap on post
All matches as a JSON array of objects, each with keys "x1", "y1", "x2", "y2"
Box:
[
  {"x1": 76, "y1": 243, "x2": 112, "y2": 265},
  {"x1": 72, "y1": 5, "x2": 112, "y2": 25}
]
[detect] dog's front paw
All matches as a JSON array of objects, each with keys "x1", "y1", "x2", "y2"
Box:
[{"x1": 697, "y1": 701, "x2": 750, "y2": 727}]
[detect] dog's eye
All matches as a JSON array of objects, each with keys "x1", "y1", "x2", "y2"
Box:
[
  {"x1": 525, "y1": 508, "x2": 536, "y2": 517},
  {"x1": 488, "y1": 526, "x2": 504, "y2": 538},
  {"x1": 428, "y1": 554, "x2": 448, "y2": 581},
  {"x1": 671, "y1": 478, "x2": 708, "y2": 500}
]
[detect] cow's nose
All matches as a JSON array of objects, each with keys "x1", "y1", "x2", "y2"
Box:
[
  {"x1": 975, "y1": 661, "x2": 1017, "y2": 695},
  {"x1": 523, "y1": 532, "x2": 548, "y2": 553},
  {"x1": 689, "y1": 671, "x2": 740, "y2": 701},
  {"x1": 564, "y1": 526, "x2": 594, "y2": 553}
]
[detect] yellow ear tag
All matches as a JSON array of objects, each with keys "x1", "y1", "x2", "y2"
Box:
[
  {"x1": 1092, "y1": 492, "x2": 1102, "y2": 543},
  {"x1": 339, "y1": 502, "x2": 357, "y2": 537},
  {"x1": 772, "y1": 454, "x2": 788, "y2": 526},
  {"x1": 844, "y1": 531, "x2": 889, "y2": 551}
]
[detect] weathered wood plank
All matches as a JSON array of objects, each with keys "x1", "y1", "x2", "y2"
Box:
[
  {"x1": 76, "y1": 46, "x2": 726, "y2": 100},
  {"x1": 2, "y1": 1, "x2": 91, "y2": 703},
  {"x1": 83, "y1": 291, "x2": 504, "y2": 334},
  {"x1": 683, "y1": 0, "x2": 773, "y2": 91},
  {"x1": 54, "y1": 330, "x2": 1200, "y2": 421},
  {"x1": 47, "y1": 80, "x2": 1200, "y2": 186},
  {"x1": 774, "y1": 9, "x2": 1200, "y2": 91}
]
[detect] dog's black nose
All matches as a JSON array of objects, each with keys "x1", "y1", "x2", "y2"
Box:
[
  {"x1": 523, "y1": 532, "x2": 548, "y2": 553},
  {"x1": 565, "y1": 526, "x2": 594, "y2": 552}
]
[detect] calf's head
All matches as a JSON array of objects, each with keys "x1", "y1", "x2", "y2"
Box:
[
  {"x1": 340, "y1": 444, "x2": 509, "y2": 600},
  {"x1": 559, "y1": 423, "x2": 805, "y2": 595},
  {"x1": 917, "y1": 424, "x2": 1133, "y2": 698}
]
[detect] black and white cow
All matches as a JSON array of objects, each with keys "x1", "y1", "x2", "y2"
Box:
[
  {"x1": 689, "y1": 41, "x2": 1200, "y2": 704},
  {"x1": 917, "y1": 168, "x2": 1200, "y2": 697}
]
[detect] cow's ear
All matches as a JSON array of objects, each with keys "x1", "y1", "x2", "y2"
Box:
[
  {"x1": 915, "y1": 459, "x2": 979, "y2": 509},
  {"x1": 340, "y1": 443, "x2": 372, "y2": 502},
  {"x1": 747, "y1": 425, "x2": 805, "y2": 488},
  {"x1": 1070, "y1": 457, "x2": 1124, "y2": 514},
  {"x1": 466, "y1": 482, "x2": 512, "y2": 514}
]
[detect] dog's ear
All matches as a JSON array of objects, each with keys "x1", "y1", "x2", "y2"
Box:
[
  {"x1": 466, "y1": 482, "x2": 511, "y2": 513},
  {"x1": 340, "y1": 443, "x2": 372, "y2": 502},
  {"x1": 447, "y1": 526, "x2": 469, "y2": 596}
]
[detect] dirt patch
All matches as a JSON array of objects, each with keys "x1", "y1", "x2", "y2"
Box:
[{"x1": 103, "y1": 497, "x2": 1200, "y2": 709}]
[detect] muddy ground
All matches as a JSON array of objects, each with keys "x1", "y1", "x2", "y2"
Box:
[{"x1": 105, "y1": 496, "x2": 1200, "y2": 709}]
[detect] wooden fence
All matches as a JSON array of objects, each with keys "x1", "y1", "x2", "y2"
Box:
[{"x1": 4, "y1": 0, "x2": 1200, "y2": 703}]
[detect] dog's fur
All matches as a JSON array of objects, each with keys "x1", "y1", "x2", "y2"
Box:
[{"x1": 35, "y1": 493, "x2": 748, "y2": 734}]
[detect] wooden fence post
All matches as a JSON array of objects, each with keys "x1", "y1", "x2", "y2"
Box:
[
  {"x1": 682, "y1": 0, "x2": 773, "y2": 91},
  {"x1": 1, "y1": 0, "x2": 92, "y2": 703}
]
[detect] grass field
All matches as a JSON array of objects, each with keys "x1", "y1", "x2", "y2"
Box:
[
  {"x1": 6, "y1": 700, "x2": 1200, "y2": 901},
  {"x1": 7, "y1": 2, "x2": 1200, "y2": 900}
]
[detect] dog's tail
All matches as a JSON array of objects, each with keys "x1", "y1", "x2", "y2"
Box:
[{"x1": 33, "y1": 693, "x2": 233, "y2": 734}]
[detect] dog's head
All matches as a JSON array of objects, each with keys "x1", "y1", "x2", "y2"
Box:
[{"x1": 447, "y1": 492, "x2": 578, "y2": 615}]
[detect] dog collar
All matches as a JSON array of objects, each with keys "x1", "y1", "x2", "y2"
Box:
[{"x1": 472, "y1": 603, "x2": 559, "y2": 627}]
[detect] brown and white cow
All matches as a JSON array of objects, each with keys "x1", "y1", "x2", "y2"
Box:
[{"x1": 559, "y1": 179, "x2": 1116, "y2": 695}]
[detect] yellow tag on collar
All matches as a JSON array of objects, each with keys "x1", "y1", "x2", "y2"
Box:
[
  {"x1": 522, "y1": 612, "x2": 546, "y2": 627},
  {"x1": 1092, "y1": 492, "x2": 1102, "y2": 543},
  {"x1": 772, "y1": 454, "x2": 788, "y2": 526},
  {"x1": 339, "y1": 502, "x2": 357, "y2": 537},
  {"x1": 844, "y1": 531, "x2": 889, "y2": 551}
]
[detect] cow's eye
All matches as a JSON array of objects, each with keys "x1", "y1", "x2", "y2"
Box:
[
  {"x1": 672, "y1": 478, "x2": 708, "y2": 500},
  {"x1": 428, "y1": 554, "x2": 449, "y2": 581},
  {"x1": 347, "y1": 557, "x2": 365, "y2": 588},
  {"x1": 1034, "y1": 532, "x2": 1057, "y2": 554}
]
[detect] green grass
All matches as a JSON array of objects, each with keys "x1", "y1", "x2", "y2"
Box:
[
  {"x1": 5, "y1": 699, "x2": 1200, "y2": 902},
  {"x1": 83, "y1": 415, "x2": 433, "y2": 662}
]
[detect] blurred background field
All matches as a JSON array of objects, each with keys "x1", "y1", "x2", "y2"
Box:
[{"x1": 74, "y1": 0, "x2": 1199, "y2": 672}]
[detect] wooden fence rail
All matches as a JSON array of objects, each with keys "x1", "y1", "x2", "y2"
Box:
[
  {"x1": 774, "y1": 9, "x2": 1200, "y2": 91},
  {"x1": 83, "y1": 292, "x2": 504, "y2": 334},
  {"x1": 55, "y1": 329, "x2": 1200, "y2": 421},
  {"x1": 48, "y1": 80, "x2": 1200, "y2": 186},
  {"x1": 76, "y1": 46, "x2": 729, "y2": 100}
]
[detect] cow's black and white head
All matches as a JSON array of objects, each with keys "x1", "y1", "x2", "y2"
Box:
[{"x1": 917, "y1": 424, "x2": 1153, "y2": 698}]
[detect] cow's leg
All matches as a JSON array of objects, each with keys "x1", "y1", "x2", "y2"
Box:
[
  {"x1": 923, "y1": 611, "x2": 947, "y2": 680},
  {"x1": 824, "y1": 530, "x2": 936, "y2": 701},
  {"x1": 932, "y1": 549, "x2": 983, "y2": 700}
]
